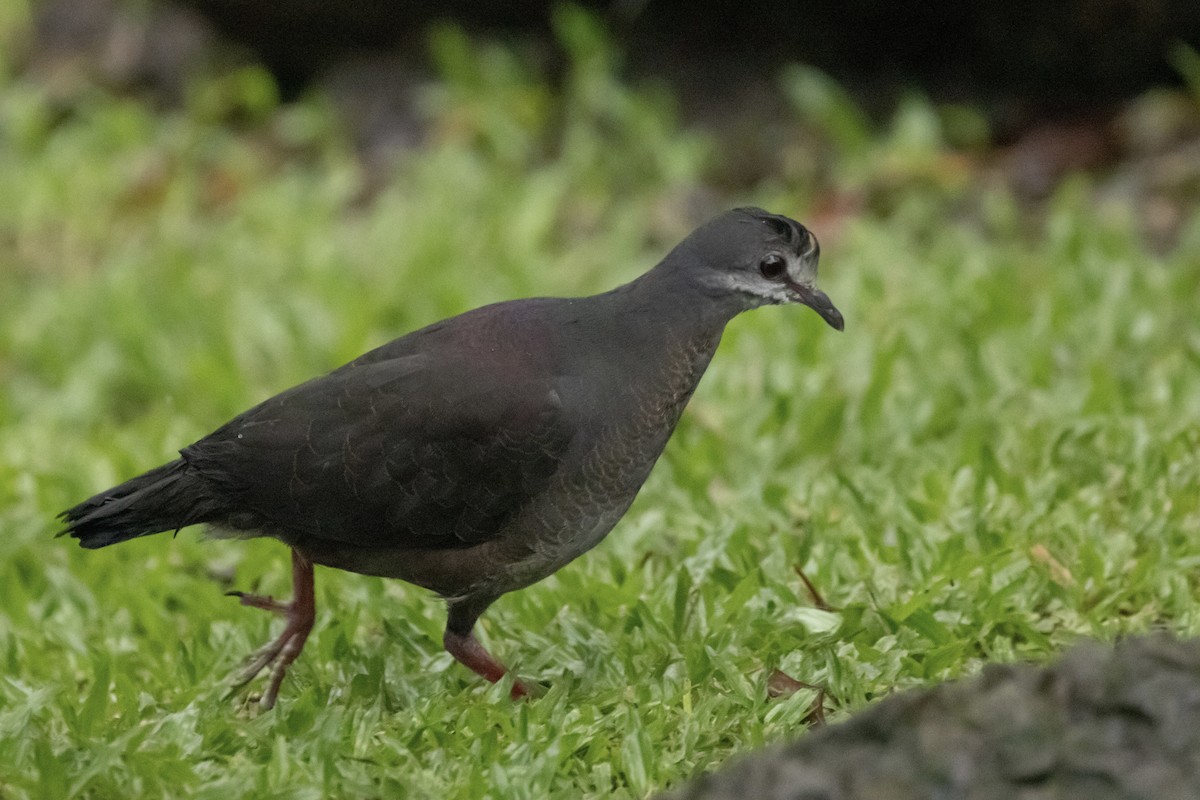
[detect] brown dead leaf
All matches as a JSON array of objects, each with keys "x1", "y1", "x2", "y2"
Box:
[
  {"x1": 1030, "y1": 544, "x2": 1076, "y2": 587},
  {"x1": 767, "y1": 669, "x2": 829, "y2": 727}
]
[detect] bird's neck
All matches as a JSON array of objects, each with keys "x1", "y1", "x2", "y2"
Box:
[
  {"x1": 598, "y1": 261, "x2": 738, "y2": 403},
  {"x1": 620, "y1": 256, "x2": 747, "y2": 337}
]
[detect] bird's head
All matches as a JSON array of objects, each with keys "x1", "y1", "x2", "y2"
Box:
[{"x1": 680, "y1": 207, "x2": 844, "y2": 331}]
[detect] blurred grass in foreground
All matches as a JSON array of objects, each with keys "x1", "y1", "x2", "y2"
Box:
[{"x1": 2, "y1": 7, "x2": 1200, "y2": 799}]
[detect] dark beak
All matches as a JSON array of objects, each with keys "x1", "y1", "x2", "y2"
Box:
[{"x1": 788, "y1": 281, "x2": 844, "y2": 331}]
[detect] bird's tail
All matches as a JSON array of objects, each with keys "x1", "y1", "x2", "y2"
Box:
[{"x1": 58, "y1": 459, "x2": 213, "y2": 549}]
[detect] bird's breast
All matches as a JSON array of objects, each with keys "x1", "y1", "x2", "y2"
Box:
[{"x1": 497, "y1": 328, "x2": 723, "y2": 583}]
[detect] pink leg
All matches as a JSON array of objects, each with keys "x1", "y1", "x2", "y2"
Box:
[
  {"x1": 228, "y1": 549, "x2": 316, "y2": 709},
  {"x1": 443, "y1": 629, "x2": 531, "y2": 699}
]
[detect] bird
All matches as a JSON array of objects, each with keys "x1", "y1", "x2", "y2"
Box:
[{"x1": 59, "y1": 207, "x2": 844, "y2": 708}]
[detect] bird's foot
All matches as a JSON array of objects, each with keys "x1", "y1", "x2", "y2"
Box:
[
  {"x1": 443, "y1": 629, "x2": 532, "y2": 699},
  {"x1": 229, "y1": 603, "x2": 315, "y2": 708},
  {"x1": 227, "y1": 550, "x2": 316, "y2": 709}
]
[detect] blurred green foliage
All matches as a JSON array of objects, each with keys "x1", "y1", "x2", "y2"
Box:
[{"x1": 2, "y1": 6, "x2": 1200, "y2": 800}]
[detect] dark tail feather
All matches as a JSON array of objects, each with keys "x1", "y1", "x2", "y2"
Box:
[{"x1": 58, "y1": 459, "x2": 211, "y2": 549}]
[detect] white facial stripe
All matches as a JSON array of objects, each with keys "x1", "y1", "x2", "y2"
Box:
[
  {"x1": 698, "y1": 250, "x2": 814, "y2": 307},
  {"x1": 701, "y1": 271, "x2": 794, "y2": 305}
]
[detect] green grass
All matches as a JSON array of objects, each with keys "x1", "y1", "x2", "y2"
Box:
[{"x1": 4, "y1": 9, "x2": 1200, "y2": 799}]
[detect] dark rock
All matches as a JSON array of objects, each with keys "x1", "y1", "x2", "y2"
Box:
[{"x1": 664, "y1": 636, "x2": 1200, "y2": 800}]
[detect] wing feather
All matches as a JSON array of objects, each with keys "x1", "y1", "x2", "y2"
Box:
[{"x1": 184, "y1": 352, "x2": 571, "y2": 549}]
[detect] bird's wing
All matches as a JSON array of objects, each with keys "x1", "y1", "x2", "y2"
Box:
[{"x1": 182, "y1": 352, "x2": 573, "y2": 549}]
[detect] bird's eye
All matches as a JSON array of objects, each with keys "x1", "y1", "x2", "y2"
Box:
[{"x1": 759, "y1": 254, "x2": 787, "y2": 281}]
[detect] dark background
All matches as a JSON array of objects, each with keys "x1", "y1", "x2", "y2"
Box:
[{"x1": 30, "y1": 0, "x2": 1200, "y2": 122}]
